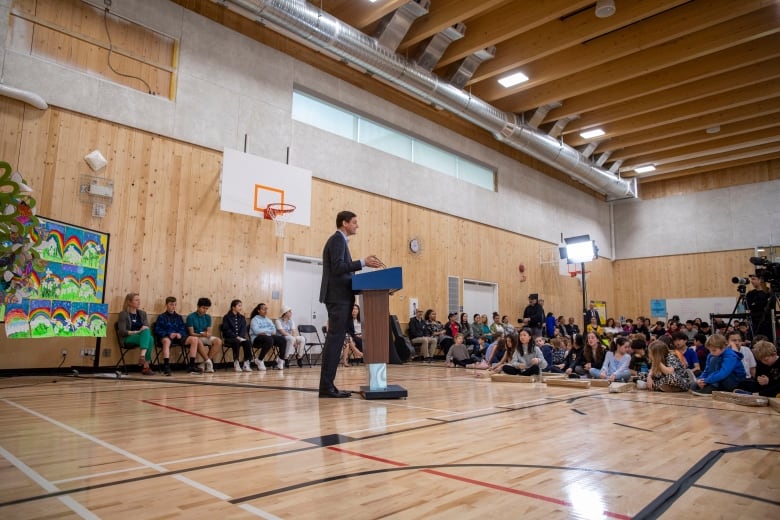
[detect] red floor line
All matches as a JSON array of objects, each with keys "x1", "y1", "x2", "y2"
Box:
[
  {"x1": 326, "y1": 446, "x2": 409, "y2": 467},
  {"x1": 140, "y1": 400, "x2": 630, "y2": 518},
  {"x1": 141, "y1": 400, "x2": 299, "y2": 441},
  {"x1": 422, "y1": 469, "x2": 631, "y2": 520}
]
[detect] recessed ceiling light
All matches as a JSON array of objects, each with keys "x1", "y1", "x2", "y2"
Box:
[
  {"x1": 634, "y1": 165, "x2": 656, "y2": 174},
  {"x1": 579, "y1": 128, "x2": 605, "y2": 139},
  {"x1": 497, "y1": 72, "x2": 529, "y2": 88}
]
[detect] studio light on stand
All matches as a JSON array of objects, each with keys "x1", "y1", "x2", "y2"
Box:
[{"x1": 559, "y1": 235, "x2": 599, "y2": 331}]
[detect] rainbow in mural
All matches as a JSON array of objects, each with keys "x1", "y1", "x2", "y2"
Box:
[
  {"x1": 2, "y1": 217, "x2": 109, "y2": 339},
  {"x1": 4, "y1": 301, "x2": 30, "y2": 339},
  {"x1": 29, "y1": 299, "x2": 54, "y2": 338}
]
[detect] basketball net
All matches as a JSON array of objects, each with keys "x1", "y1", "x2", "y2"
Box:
[{"x1": 264, "y1": 203, "x2": 296, "y2": 238}]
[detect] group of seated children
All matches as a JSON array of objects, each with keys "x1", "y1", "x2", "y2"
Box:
[{"x1": 440, "y1": 320, "x2": 779, "y2": 398}]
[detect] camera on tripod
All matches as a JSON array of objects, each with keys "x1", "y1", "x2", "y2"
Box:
[{"x1": 730, "y1": 277, "x2": 747, "y2": 294}]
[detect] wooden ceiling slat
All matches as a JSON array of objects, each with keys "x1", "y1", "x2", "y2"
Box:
[
  {"x1": 638, "y1": 154, "x2": 780, "y2": 183},
  {"x1": 570, "y1": 79, "x2": 780, "y2": 148},
  {"x1": 565, "y1": 58, "x2": 780, "y2": 135},
  {"x1": 490, "y1": 5, "x2": 780, "y2": 113},
  {"x1": 461, "y1": 0, "x2": 688, "y2": 85},
  {"x1": 622, "y1": 127, "x2": 780, "y2": 169},
  {"x1": 321, "y1": 0, "x2": 408, "y2": 30},
  {"x1": 591, "y1": 96, "x2": 780, "y2": 152},
  {"x1": 396, "y1": 0, "x2": 508, "y2": 51},
  {"x1": 426, "y1": 0, "x2": 593, "y2": 68},
  {"x1": 635, "y1": 145, "x2": 780, "y2": 177},
  {"x1": 544, "y1": 34, "x2": 780, "y2": 123},
  {"x1": 610, "y1": 113, "x2": 780, "y2": 161}
]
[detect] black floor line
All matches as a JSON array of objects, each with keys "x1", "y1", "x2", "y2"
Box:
[
  {"x1": 613, "y1": 422, "x2": 653, "y2": 432},
  {"x1": 633, "y1": 444, "x2": 780, "y2": 519},
  {"x1": 571, "y1": 408, "x2": 587, "y2": 415}
]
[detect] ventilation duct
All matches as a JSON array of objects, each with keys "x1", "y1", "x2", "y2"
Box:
[
  {"x1": 374, "y1": 0, "x2": 430, "y2": 53},
  {"x1": 219, "y1": 0, "x2": 636, "y2": 200},
  {"x1": 415, "y1": 23, "x2": 466, "y2": 71},
  {"x1": 528, "y1": 101, "x2": 562, "y2": 129},
  {"x1": 446, "y1": 46, "x2": 496, "y2": 89}
]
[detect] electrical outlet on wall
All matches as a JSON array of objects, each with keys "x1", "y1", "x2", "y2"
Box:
[
  {"x1": 61, "y1": 349, "x2": 68, "y2": 357},
  {"x1": 102, "y1": 348, "x2": 111, "y2": 357}
]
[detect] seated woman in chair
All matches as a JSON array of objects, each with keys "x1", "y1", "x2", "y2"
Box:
[
  {"x1": 117, "y1": 292, "x2": 155, "y2": 375},
  {"x1": 276, "y1": 305, "x2": 306, "y2": 368}
]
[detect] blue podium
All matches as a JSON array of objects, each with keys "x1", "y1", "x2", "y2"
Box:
[{"x1": 352, "y1": 267, "x2": 407, "y2": 399}]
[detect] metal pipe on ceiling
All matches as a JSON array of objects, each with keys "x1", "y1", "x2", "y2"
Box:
[{"x1": 220, "y1": 0, "x2": 637, "y2": 200}]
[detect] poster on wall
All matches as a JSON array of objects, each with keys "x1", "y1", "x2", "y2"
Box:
[{"x1": 1, "y1": 217, "x2": 109, "y2": 339}]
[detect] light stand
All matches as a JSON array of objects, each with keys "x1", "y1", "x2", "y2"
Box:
[{"x1": 560, "y1": 235, "x2": 598, "y2": 333}]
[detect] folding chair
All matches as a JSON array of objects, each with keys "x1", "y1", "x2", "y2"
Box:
[
  {"x1": 298, "y1": 324, "x2": 324, "y2": 367},
  {"x1": 114, "y1": 321, "x2": 138, "y2": 374}
]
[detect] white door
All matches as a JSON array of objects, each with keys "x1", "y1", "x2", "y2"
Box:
[
  {"x1": 463, "y1": 279, "x2": 498, "y2": 320},
  {"x1": 282, "y1": 255, "x2": 327, "y2": 333}
]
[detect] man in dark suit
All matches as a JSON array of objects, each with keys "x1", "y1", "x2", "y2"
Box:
[{"x1": 319, "y1": 210, "x2": 383, "y2": 398}]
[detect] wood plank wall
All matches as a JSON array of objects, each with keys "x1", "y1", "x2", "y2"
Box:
[
  {"x1": 0, "y1": 100, "x2": 615, "y2": 369},
  {"x1": 1, "y1": 99, "x2": 769, "y2": 370}
]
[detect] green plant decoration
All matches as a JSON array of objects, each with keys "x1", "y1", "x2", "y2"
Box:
[{"x1": 0, "y1": 160, "x2": 44, "y2": 302}]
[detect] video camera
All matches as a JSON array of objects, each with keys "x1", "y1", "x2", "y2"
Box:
[{"x1": 750, "y1": 256, "x2": 780, "y2": 285}]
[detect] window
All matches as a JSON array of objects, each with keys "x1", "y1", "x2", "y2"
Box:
[{"x1": 292, "y1": 90, "x2": 495, "y2": 191}]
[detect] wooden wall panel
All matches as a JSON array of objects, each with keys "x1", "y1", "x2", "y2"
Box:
[
  {"x1": 1, "y1": 103, "x2": 616, "y2": 370},
  {"x1": 612, "y1": 249, "x2": 754, "y2": 319}
]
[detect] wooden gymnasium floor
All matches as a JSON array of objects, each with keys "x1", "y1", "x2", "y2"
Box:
[{"x1": 0, "y1": 362, "x2": 778, "y2": 519}]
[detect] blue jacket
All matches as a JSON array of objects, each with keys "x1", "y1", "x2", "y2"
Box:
[
  {"x1": 154, "y1": 311, "x2": 187, "y2": 338},
  {"x1": 700, "y1": 347, "x2": 746, "y2": 384}
]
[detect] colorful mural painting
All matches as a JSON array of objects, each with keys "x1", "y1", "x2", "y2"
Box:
[{"x1": 1, "y1": 217, "x2": 109, "y2": 339}]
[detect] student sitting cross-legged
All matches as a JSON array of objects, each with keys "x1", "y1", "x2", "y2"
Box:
[{"x1": 692, "y1": 334, "x2": 746, "y2": 396}]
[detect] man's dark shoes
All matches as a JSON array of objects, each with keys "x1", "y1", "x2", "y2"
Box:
[{"x1": 319, "y1": 388, "x2": 351, "y2": 398}]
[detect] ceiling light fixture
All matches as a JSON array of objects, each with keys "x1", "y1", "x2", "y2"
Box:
[
  {"x1": 595, "y1": 0, "x2": 616, "y2": 18},
  {"x1": 497, "y1": 71, "x2": 529, "y2": 88},
  {"x1": 634, "y1": 165, "x2": 656, "y2": 174},
  {"x1": 579, "y1": 128, "x2": 605, "y2": 139}
]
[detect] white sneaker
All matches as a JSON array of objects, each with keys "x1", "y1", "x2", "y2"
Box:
[
  {"x1": 205, "y1": 359, "x2": 214, "y2": 373},
  {"x1": 276, "y1": 358, "x2": 285, "y2": 370},
  {"x1": 256, "y1": 359, "x2": 266, "y2": 371},
  {"x1": 242, "y1": 360, "x2": 252, "y2": 372},
  {"x1": 234, "y1": 360, "x2": 242, "y2": 372}
]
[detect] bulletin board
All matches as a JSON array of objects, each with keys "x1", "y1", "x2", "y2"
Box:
[{"x1": 1, "y1": 217, "x2": 110, "y2": 339}]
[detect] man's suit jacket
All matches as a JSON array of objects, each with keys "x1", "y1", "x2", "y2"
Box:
[
  {"x1": 319, "y1": 231, "x2": 363, "y2": 304},
  {"x1": 585, "y1": 309, "x2": 600, "y2": 325}
]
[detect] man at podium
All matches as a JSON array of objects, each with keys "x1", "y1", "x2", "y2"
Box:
[{"x1": 319, "y1": 210, "x2": 383, "y2": 398}]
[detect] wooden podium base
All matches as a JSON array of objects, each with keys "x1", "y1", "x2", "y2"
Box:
[{"x1": 360, "y1": 384, "x2": 408, "y2": 400}]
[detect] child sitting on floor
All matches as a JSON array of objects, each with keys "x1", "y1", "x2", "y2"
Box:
[
  {"x1": 648, "y1": 340, "x2": 691, "y2": 392},
  {"x1": 692, "y1": 334, "x2": 746, "y2": 395},
  {"x1": 593, "y1": 336, "x2": 632, "y2": 382},
  {"x1": 736, "y1": 340, "x2": 780, "y2": 397},
  {"x1": 446, "y1": 333, "x2": 487, "y2": 368}
]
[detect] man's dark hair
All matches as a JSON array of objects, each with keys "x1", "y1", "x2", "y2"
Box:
[
  {"x1": 165, "y1": 296, "x2": 176, "y2": 304},
  {"x1": 671, "y1": 331, "x2": 688, "y2": 342},
  {"x1": 197, "y1": 297, "x2": 211, "y2": 307},
  {"x1": 336, "y1": 210, "x2": 357, "y2": 228}
]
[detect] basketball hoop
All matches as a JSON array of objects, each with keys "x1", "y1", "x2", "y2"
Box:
[{"x1": 264, "y1": 202, "x2": 296, "y2": 238}]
